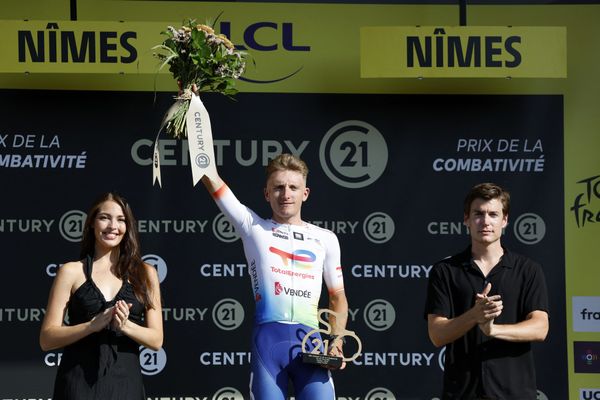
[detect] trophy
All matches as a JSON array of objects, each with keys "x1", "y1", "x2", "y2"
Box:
[{"x1": 301, "y1": 309, "x2": 362, "y2": 369}]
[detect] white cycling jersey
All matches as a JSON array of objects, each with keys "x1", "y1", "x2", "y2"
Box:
[{"x1": 212, "y1": 184, "x2": 344, "y2": 329}]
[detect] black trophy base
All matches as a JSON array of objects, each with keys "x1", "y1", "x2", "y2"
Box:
[{"x1": 302, "y1": 352, "x2": 342, "y2": 369}]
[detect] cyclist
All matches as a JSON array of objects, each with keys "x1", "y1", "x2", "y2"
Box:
[{"x1": 202, "y1": 153, "x2": 348, "y2": 399}]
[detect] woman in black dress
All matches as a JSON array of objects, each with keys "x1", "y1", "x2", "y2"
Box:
[{"x1": 40, "y1": 192, "x2": 163, "y2": 399}]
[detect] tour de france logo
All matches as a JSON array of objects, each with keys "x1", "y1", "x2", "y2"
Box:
[{"x1": 319, "y1": 120, "x2": 388, "y2": 189}]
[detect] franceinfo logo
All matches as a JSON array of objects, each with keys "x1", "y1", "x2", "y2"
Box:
[{"x1": 573, "y1": 296, "x2": 600, "y2": 332}]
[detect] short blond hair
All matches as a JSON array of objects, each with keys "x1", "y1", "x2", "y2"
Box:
[{"x1": 266, "y1": 153, "x2": 309, "y2": 181}]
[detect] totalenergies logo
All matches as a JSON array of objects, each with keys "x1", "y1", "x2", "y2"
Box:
[
  {"x1": 269, "y1": 246, "x2": 315, "y2": 269},
  {"x1": 219, "y1": 21, "x2": 309, "y2": 84}
]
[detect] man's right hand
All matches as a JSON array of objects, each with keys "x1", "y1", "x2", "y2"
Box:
[{"x1": 473, "y1": 282, "x2": 503, "y2": 324}]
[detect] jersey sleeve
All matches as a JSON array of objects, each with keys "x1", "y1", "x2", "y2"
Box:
[
  {"x1": 211, "y1": 183, "x2": 257, "y2": 237},
  {"x1": 322, "y1": 231, "x2": 344, "y2": 294}
]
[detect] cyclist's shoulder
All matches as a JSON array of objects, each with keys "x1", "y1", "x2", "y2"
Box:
[{"x1": 303, "y1": 222, "x2": 339, "y2": 242}]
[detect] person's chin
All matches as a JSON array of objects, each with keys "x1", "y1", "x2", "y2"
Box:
[
  {"x1": 477, "y1": 236, "x2": 499, "y2": 244},
  {"x1": 102, "y1": 238, "x2": 122, "y2": 247},
  {"x1": 277, "y1": 207, "x2": 295, "y2": 215}
]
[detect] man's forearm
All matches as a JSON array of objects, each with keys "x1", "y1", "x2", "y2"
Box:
[
  {"x1": 427, "y1": 310, "x2": 479, "y2": 347},
  {"x1": 480, "y1": 310, "x2": 548, "y2": 342},
  {"x1": 328, "y1": 290, "x2": 348, "y2": 335}
]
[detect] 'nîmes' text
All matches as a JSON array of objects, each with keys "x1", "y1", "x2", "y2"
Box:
[
  {"x1": 407, "y1": 28, "x2": 521, "y2": 68},
  {"x1": 19, "y1": 22, "x2": 137, "y2": 63}
]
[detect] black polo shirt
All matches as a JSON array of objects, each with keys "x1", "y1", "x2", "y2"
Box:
[{"x1": 424, "y1": 247, "x2": 549, "y2": 400}]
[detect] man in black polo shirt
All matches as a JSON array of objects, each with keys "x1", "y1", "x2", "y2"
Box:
[{"x1": 424, "y1": 182, "x2": 549, "y2": 400}]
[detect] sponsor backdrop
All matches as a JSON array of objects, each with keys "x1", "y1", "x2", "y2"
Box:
[{"x1": 0, "y1": 2, "x2": 599, "y2": 400}]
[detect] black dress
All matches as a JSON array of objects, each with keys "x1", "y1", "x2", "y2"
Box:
[{"x1": 53, "y1": 256, "x2": 146, "y2": 399}]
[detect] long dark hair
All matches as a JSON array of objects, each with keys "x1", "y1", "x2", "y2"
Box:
[{"x1": 80, "y1": 192, "x2": 154, "y2": 308}]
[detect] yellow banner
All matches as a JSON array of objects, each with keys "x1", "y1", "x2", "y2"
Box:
[
  {"x1": 360, "y1": 26, "x2": 567, "y2": 78},
  {"x1": 1, "y1": 20, "x2": 169, "y2": 74},
  {"x1": 0, "y1": 17, "x2": 319, "y2": 91},
  {"x1": 0, "y1": 18, "x2": 316, "y2": 76}
]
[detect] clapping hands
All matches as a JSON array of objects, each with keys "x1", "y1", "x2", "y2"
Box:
[
  {"x1": 111, "y1": 300, "x2": 133, "y2": 332},
  {"x1": 474, "y1": 283, "x2": 503, "y2": 336}
]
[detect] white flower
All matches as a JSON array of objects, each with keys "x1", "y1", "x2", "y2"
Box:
[{"x1": 153, "y1": 19, "x2": 249, "y2": 139}]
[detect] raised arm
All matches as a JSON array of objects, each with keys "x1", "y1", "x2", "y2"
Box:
[
  {"x1": 201, "y1": 174, "x2": 225, "y2": 195},
  {"x1": 40, "y1": 262, "x2": 114, "y2": 351}
]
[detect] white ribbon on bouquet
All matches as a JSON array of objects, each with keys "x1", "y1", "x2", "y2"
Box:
[{"x1": 153, "y1": 93, "x2": 218, "y2": 187}]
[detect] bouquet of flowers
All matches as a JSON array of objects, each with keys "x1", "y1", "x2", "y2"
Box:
[{"x1": 153, "y1": 19, "x2": 247, "y2": 139}]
